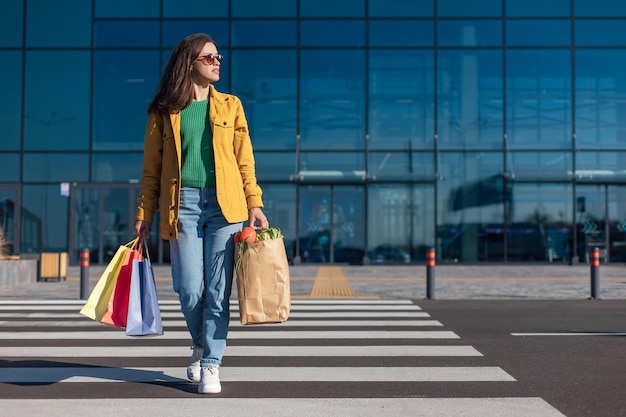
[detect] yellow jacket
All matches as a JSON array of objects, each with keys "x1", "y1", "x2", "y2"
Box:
[{"x1": 135, "y1": 85, "x2": 264, "y2": 240}]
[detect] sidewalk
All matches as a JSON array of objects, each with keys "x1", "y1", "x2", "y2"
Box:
[{"x1": 0, "y1": 264, "x2": 624, "y2": 301}]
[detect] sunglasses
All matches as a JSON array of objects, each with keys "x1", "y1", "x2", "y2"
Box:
[{"x1": 196, "y1": 53, "x2": 224, "y2": 66}]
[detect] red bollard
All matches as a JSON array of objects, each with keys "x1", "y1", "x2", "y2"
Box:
[
  {"x1": 80, "y1": 248, "x2": 90, "y2": 300},
  {"x1": 426, "y1": 248, "x2": 436, "y2": 300},
  {"x1": 589, "y1": 247, "x2": 600, "y2": 300}
]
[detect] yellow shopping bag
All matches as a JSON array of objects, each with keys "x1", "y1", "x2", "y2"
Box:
[{"x1": 79, "y1": 239, "x2": 137, "y2": 322}]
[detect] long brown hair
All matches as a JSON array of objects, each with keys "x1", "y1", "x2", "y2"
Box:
[{"x1": 148, "y1": 33, "x2": 217, "y2": 114}]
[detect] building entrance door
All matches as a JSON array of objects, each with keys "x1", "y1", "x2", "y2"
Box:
[
  {"x1": 575, "y1": 185, "x2": 613, "y2": 263},
  {"x1": 297, "y1": 185, "x2": 365, "y2": 264}
]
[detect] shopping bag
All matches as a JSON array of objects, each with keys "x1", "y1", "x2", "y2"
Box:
[
  {"x1": 126, "y1": 242, "x2": 163, "y2": 336},
  {"x1": 79, "y1": 239, "x2": 137, "y2": 322},
  {"x1": 234, "y1": 231, "x2": 291, "y2": 325},
  {"x1": 100, "y1": 239, "x2": 143, "y2": 328}
]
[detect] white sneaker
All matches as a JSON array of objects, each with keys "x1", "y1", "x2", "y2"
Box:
[
  {"x1": 187, "y1": 346, "x2": 203, "y2": 383},
  {"x1": 198, "y1": 365, "x2": 221, "y2": 394}
]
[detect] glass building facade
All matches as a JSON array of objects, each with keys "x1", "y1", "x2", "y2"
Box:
[{"x1": 3, "y1": 0, "x2": 626, "y2": 265}]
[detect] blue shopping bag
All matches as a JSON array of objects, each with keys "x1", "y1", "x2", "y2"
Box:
[{"x1": 126, "y1": 245, "x2": 163, "y2": 336}]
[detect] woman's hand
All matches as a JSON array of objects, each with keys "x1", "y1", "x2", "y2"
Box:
[
  {"x1": 248, "y1": 207, "x2": 269, "y2": 230},
  {"x1": 134, "y1": 220, "x2": 151, "y2": 238}
]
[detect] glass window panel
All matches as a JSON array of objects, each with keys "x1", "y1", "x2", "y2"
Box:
[
  {"x1": 298, "y1": 152, "x2": 365, "y2": 181},
  {"x1": 576, "y1": 20, "x2": 626, "y2": 46},
  {"x1": 0, "y1": 0, "x2": 23, "y2": 47},
  {"x1": 576, "y1": 50, "x2": 626, "y2": 150},
  {"x1": 368, "y1": 184, "x2": 435, "y2": 264},
  {"x1": 254, "y1": 152, "x2": 297, "y2": 180},
  {"x1": 506, "y1": 0, "x2": 570, "y2": 16},
  {"x1": 232, "y1": 20, "x2": 297, "y2": 47},
  {"x1": 437, "y1": 0, "x2": 502, "y2": 17},
  {"x1": 163, "y1": 0, "x2": 228, "y2": 17},
  {"x1": 95, "y1": 0, "x2": 159, "y2": 17},
  {"x1": 575, "y1": 0, "x2": 626, "y2": 17},
  {"x1": 23, "y1": 153, "x2": 89, "y2": 182},
  {"x1": 93, "y1": 153, "x2": 144, "y2": 182},
  {"x1": 94, "y1": 20, "x2": 160, "y2": 47},
  {"x1": 231, "y1": 50, "x2": 297, "y2": 150},
  {"x1": 301, "y1": 20, "x2": 365, "y2": 47},
  {"x1": 369, "y1": 0, "x2": 433, "y2": 17},
  {"x1": 437, "y1": 50, "x2": 504, "y2": 150},
  {"x1": 25, "y1": 51, "x2": 90, "y2": 151},
  {"x1": 300, "y1": 50, "x2": 366, "y2": 150},
  {"x1": 607, "y1": 185, "x2": 626, "y2": 263},
  {"x1": 576, "y1": 152, "x2": 626, "y2": 180},
  {"x1": 507, "y1": 20, "x2": 570, "y2": 46},
  {"x1": 437, "y1": 20, "x2": 502, "y2": 47},
  {"x1": 0, "y1": 51, "x2": 22, "y2": 151},
  {"x1": 369, "y1": 152, "x2": 435, "y2": 180},
  {"x1": 0, "y1": 154, "x2": 20, "y2": 182},
  {"x1": 22, "y1": 184, "x2": 69, "y2": 252},
  {"x1": 27, "y1": 0, "x2": 91, "y2": 47},
  {"x1": 93, "y1": 50, "x2": 160, "y2": 151},
  {"x1": 507, "y1": 151, "x2": 572, "y2": 180},
  {"x1": 300, "y1": 0, "x2": 365, "y2": 17},
  {"x1": 437, "y1": 152, "x2": 504, "y2": 262},
  {"x1": 233, "y1": 0, "x2": 297, "y2": 17},
  {"x1": 369, "y1": 20, "x2": 434, "y2": 47},
  {"x1": 369, "y1": 50, "x2": 435, "y2": 150},
  {"x1": 411, "y1": 152, "x2": 436, "y2": 178},
  {"x1": 507, "y1": 183, "x2": 572, "y2": 262},
  {"x1": 506, "y1": 49, "x2": 572, "y2": 150},
  {"x1": 163, "y1": 20, "x2": 229, "y2": 48}
]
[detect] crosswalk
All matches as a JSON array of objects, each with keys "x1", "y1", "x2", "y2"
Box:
[{"x1": 0, "y1": 299, "x2": 566, "y2": 417}]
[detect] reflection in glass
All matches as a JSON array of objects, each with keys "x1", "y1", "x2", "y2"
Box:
[
  {"x1": 93, "y1": 51, "x2": 160, "y2": 151},
  {"x1": 23, "y1": 184, "x2": 69, "y2": 252},
  {"x1": 231, "y1": 50, "x2": 297, "y2": 150},
  {"x1": 368, "y1": 184, "x2": 435, "y2": 263},
  {"x1": 254, "y1": 152, "x2": 297, "y2": 181},
  {"x1": 506, "y1": 49, "x2": 571, "y2": 150},
  {"x1": 0, "y1": 51, "x2": 21, "y2": 151},
  {"x1": 438, "y1": 152, "x2": 504, "y2": 262},
  {"x1": 507, "y1": 151, "x2": 572, "y2": 180},
  {"x1": 437, "y1": 20, "x2": 502, "y2": 47},
  {"x1": 93, "y1": 153, "x2": 144, "y2": 182},
  {"x1": 298, "y1": 152, "x2": 365, "y2": 181},
  {"x1": 25, "y1": 51, "x2": 90, "y2": 151},
  {"x1": 506, "y1": 20, "x2": 570, "y2": 46},
  {"x1": 508, "y1": 183, "x2": 572, "y2": 262},
  {"x1": 369, "y1": 20, "x2": 434, "y2": 47},
  {"x1": 575, "y1": 152, "x2": 626, "y2": 180},
  {"x1": 301, "y1": 20, "x2": 365, "y2": 47},
  {"x1": 300, "y1": 50, "x2": 365, "y2": 150},
  {"x1": 607, "y1": 185, "x2": 626, "y2": 262},
  {"x1": 23, "y1": 154, "x2": 89, "y2": 182},
  {"x1": 369, "y1": 50, "x2": 434, "y2": 150},
  {"x1": 575, "y1": 50, "x2": 626, "y2": 150},
  {"x1": 437, "y1": 50, "x2": 503, "y2": 150},
  {"x1": 506, "y1": 0, "x2": 570, "y2": 16},
  {"x1": 257, "y1": 184, "x2": 297, "y2": 260},
  {"x1": 232, "y1": 20, "x2": 297, "y2": 47}
]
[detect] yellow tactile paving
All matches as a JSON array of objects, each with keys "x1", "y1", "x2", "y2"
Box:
[{"x1": 308, "y1": 266, "x2": 357, "y2": 299}]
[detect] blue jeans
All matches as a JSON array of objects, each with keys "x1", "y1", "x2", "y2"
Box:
[{"x1": 170, "y1": 187, "x2": 242, "y2": 366}]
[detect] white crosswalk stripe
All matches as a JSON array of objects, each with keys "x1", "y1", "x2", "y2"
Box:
[{"x1": 0, "y1": 299, "x2": 566, "y2": 417}]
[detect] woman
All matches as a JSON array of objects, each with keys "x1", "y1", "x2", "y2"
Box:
[{"x1": 134, "y1": 33, "x2": 268, "y2": 394}]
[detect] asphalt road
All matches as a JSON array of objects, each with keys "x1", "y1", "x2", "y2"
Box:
[{"x1": 0, "y1": 297, "x2": 624, "y2": 416}]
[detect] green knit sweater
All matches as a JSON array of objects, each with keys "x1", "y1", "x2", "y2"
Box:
[{"x1": 180, "y1": 100, "x2": 215, "y2": 188}]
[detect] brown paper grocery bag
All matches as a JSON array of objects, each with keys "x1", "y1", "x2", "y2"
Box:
[{"x1": 234, "y1": 237, "x2": 291, "y2": 325}]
